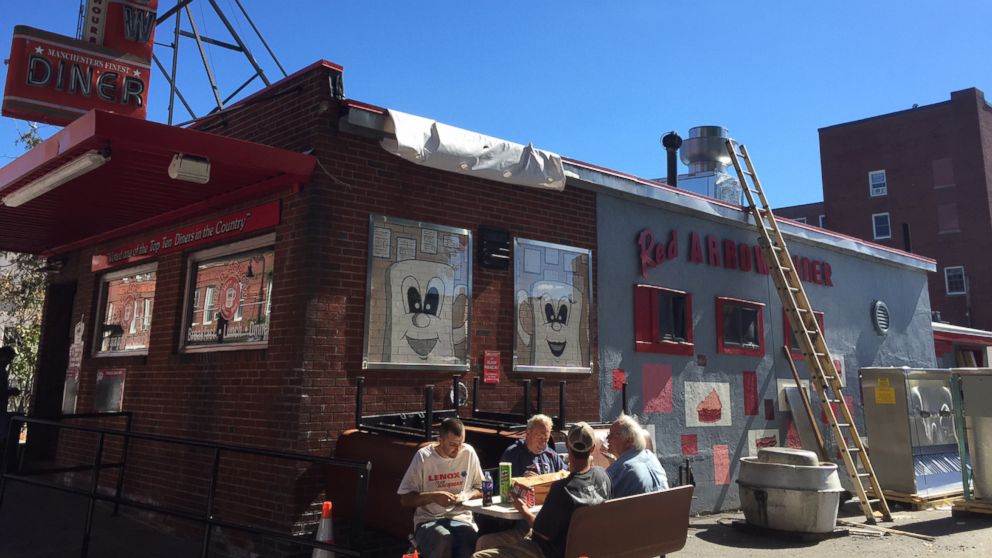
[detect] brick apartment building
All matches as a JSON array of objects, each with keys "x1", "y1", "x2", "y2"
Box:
[{"x1": 788, "y1": 88, "x2": 992, "y2": 330}]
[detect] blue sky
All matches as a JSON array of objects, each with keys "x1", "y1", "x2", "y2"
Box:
[{"x1": 3, "y1": 1, "x2": 991, "y2": 207}]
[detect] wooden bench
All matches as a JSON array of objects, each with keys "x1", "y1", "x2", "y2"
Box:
[{"x1": 563, "y1": 484, "x2": 694, "y2": 558}]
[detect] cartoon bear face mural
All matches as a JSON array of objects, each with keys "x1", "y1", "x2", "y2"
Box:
[
  {"x1": 517, "y1": 280, "x2": 586, "y2": 368},
  {"x1": 384, "y1": 259, "x2": 467, "y2": 364}
]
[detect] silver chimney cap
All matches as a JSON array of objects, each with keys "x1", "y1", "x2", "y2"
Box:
[{"x1": 680, "y1": 126, "x2": 733, "y2": 174}]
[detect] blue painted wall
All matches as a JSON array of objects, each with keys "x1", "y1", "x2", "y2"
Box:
[{"x1": 596, "y1": 192, "x2": 936, "y2": 512}]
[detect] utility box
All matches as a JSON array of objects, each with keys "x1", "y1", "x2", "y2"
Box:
[{"x1": 860, "y1": 367, "x2": 961, "y2": 497}]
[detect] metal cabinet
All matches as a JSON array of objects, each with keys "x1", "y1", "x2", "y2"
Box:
[{"x1": 860, "y1": 368, "x2": 961, "y2": 496}]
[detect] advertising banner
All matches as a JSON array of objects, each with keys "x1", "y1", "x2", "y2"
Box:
[
  {"x1": 91, "y1": 201, "x2": 281, "y2": 271},
  {"x1": 2, "y1": 25, "x2": 151, "y2": 126}
]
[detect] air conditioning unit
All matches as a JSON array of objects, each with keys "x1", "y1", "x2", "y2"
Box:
[{"x1": 168, "y1": 153, "x2": 211, "y2": 184}]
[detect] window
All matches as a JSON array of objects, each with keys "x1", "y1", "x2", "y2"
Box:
[
  {"x1": 945, "y1": 266, "x2": 966, "y2": 295},
  {"x1": 95, "y1": 263, "x2": 157, "y2": 355},
  {"x1": 818, "y1": 215, "x2": 825, "y2": 228},
  {"x1": 872, "y1": 212, "x2": 891, "y2": 240},
  {"x1": 634, "y1": 285, "x2": 693, "y2": 355},
  {"x1": 937, "y1": 203, "x2": 960, "y2": 233},
  {"x1": 784, "y1": 310, "x2": 824, "y2": 359},
  {"x1": 128, "y1": 299, "x2": 138, "y2": 334},
  {"x1": 869, "y1": 170, "x2": 887, "y2": 197},
  {"x1": 142, "y1": 298, "x2": 152, "y2": 330},
  {"x1": 181, "y1": 235, "x2": 275, "y2": 351},
  {"x1": 794, "y1": 217, "x2": 807, "y2": 224},
  {"x1": 716, "y1": 297, "x2": 765, "y2": 356},
  {"x1": 203, "y1": 286, "x2": 215, "y2": 324}
]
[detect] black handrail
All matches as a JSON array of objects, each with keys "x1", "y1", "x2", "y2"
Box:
[{"x1": 0, "y1": 415, "x2": 372, "y2": 558}]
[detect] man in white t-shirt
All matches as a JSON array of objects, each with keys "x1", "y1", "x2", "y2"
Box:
[{"x1": 399, "y1": 417, "x2": 484, "y2": 558}]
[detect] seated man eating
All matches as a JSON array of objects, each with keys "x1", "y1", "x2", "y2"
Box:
[{"x1": 399, "y1": 417, "x2": 484, "y2": 558}]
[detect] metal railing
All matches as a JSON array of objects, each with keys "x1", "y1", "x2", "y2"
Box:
[{"x1": 0, "y1": 415, "x2": 371, "y2": 558}]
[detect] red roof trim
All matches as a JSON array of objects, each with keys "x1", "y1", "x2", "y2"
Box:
[
  {"x1": 933, "y1": 330, "x2": 992, "y2": 347},
  {"x1": 342, "y1": 99, "x2": 387, "y2": 115}
]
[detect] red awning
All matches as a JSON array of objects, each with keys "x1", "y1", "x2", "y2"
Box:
[{"x1": 0, "y1": 110, "x2": 315, "y2": 255}]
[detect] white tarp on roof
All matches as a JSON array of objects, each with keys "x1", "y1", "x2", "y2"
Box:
[{"x1": 380, "y1": 109, "x2": 566, "y2": 191}]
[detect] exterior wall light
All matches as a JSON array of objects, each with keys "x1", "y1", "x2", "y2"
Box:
[
  {"x1": 168, "y1": 153, "x2": 211, "y2": 184},
  {"x1": 2, "y1": 149, "x2": 110, "y2": 207}
]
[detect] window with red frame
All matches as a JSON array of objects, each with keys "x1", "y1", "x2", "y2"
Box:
[
  {"x1": 716, "y1": 297, "x2": 765, "y2": 356},
  {"x1": 634, "y1": 285, "x2": 693, "y2": 355},
  {"x1": 784, "y1": 309, "x2": 825, "y2": 359}
]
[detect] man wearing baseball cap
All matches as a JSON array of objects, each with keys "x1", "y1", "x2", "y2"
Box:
[{"x1": 473, "y1": 422, "x2": 611, "y2": 558}]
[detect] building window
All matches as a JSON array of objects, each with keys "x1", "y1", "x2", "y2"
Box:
[
  {"x1": 869, "y1": 170, "x2": 887, "y2": 197},
  {"x1": 716, "y1": 297, "x2": 765, "y2": 356},
  {"x1": 203, "y1": 286, "x2": 215, "y2": 325},
  {"x1": 634, "y1": 285, "x2": 693, "y2": 355},
  {"x1": 872, "y1": 212, "x2": 891, "y2": 240},
  {"x1": 95, "y1": 263, "x2": 157, "y2": 355},
  {"x1": 142, "y1": 298, "x2": 153, "y2": 330},
  {"x1": 794, "y1": 217, "x2": 807, "y2": 224},
  {"x1": 945, "y1": 266, "x2": 966, "y2": 296},
  {"x1": 181, "y1": 235, "x2": 275, "y2": 351},
  {"x1": 784, "y1": 310, "x2": 824, "y2": 359},
  {"x1": 937, "y1": 203, "x2": 960, "y2": 234},
  {"x1": 818, "y1": 215, "x2": 825, "y2": 228}
]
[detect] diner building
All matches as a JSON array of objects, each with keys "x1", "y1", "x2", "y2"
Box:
[{"x1": 0, "y1": 58, "x2": 939, "y2": 550}]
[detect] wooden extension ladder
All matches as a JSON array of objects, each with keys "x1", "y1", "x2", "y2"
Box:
[{"x1": 725, "y1": 140, "x2": 892, "y2": 524}]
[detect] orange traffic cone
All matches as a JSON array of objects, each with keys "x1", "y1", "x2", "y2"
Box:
[
  {"x1": 312, "y1": 501, "x2": 334, "y2": 558},
  {"x1": 402, "y1": 550, "x2": 419, "y2": 558}
]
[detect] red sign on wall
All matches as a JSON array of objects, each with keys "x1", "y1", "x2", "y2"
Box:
[
  {"x1": 483, "y1": 350, "x2": 501, "y2": 384},
  {"x1": 91, "y1": 201, "x2": 281, "y2": 271},
  {"x1": 2, "y1": 25, "x2": 152, "y2": 126}
]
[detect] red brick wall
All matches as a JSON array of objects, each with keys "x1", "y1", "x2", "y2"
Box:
[
  {"x1": 40, "y1": 63, "x2": 599, "y2": 546},
  {"x1": 820, "y1": 88, "x2": 992, "y2": 329}
]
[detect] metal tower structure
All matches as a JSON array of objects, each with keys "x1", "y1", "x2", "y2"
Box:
[{"x1": 79, "y1": 0, "x2": 288, "y2": 125}]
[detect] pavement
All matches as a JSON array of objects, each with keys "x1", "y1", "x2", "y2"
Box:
[{"x1": 2, "y1": 479, "x2": 992, "y2": 557}]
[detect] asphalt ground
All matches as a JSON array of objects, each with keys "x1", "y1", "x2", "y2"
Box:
[{"x1": 2, "y1": 480, "x2": 991, "y2": 557}]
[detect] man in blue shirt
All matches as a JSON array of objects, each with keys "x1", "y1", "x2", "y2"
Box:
[
  {"x1": 604, "y1": 415, "x2": 668, "y2": 499},
  {"x1": 499, "y1": 414, "x2": 565, "y2": 478}
]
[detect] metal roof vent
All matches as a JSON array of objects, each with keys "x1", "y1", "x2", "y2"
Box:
[
  {"x1": 872, "y1": 300, "x2": 890, "y2": 335},
  {"x1": 676, "y1": 126, "x2": 742, "y2": 204}
]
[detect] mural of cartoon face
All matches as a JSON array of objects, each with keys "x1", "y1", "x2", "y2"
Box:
[
  {"x1": 518, "y1": 280, "x2": 585, "y2": 367},
  {"x1": 384, "y1": 260, "x2": 466, "y2": 363}
]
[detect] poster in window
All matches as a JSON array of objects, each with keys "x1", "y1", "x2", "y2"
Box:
[
  {"x1": 513, "y1": 238, "x2": 592, "y2": 373},
  {"x1": 94, "y1": 368, "x2": 126, "y2": 413},
  {"x1": 363, "y1": 215, "x2": 471, "y2": 370},
  {"x1": 61, "y1": 342, "x2": 83, "y2": 415}
]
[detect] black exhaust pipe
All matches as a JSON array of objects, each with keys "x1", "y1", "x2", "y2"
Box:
[{"x1": 661, "y1": 131, "x2": 683, "y2": 187}]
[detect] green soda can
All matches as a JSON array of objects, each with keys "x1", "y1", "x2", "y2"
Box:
[{"x1": 498, "y1": 462, "x2": 512, "y2": 501}]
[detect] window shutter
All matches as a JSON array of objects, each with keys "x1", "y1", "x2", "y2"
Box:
[{"x1": 634, "y1": 285, "x2": 654, "y2": 344}]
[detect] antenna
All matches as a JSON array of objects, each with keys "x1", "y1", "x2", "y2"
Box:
[{"x1": 153, "y1": 0, "x2": 288, "y2": 125}]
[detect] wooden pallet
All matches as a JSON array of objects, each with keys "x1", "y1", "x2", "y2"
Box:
[
  {"x1": 951, "y1": 498, "x2": 992, "y2": 517},
  {"x1": 866, "y1": 488, "x2": 961, "y2": 510}
]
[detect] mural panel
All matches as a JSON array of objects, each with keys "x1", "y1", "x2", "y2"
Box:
[
  {"x1": 685, "y1": 381, "x2": 732, "y2": 427},
  {"x1": 363, "y1": 215, "x2": 471, "y2": 370},
  {"x1": 513, "y1": 238, "x2": 592, "y2": 372}
]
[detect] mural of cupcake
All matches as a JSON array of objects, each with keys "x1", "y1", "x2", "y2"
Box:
[{"x1": 697, "y1": 388, "x2": 723, "y2": 423}]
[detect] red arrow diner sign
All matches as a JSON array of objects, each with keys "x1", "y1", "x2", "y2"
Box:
[
  {"x1": 91, "y1": 201, "x2": 281, "y2": 272},
  {"x1": 2, "y1": 26, "x2": 151, "y2": 126}
]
